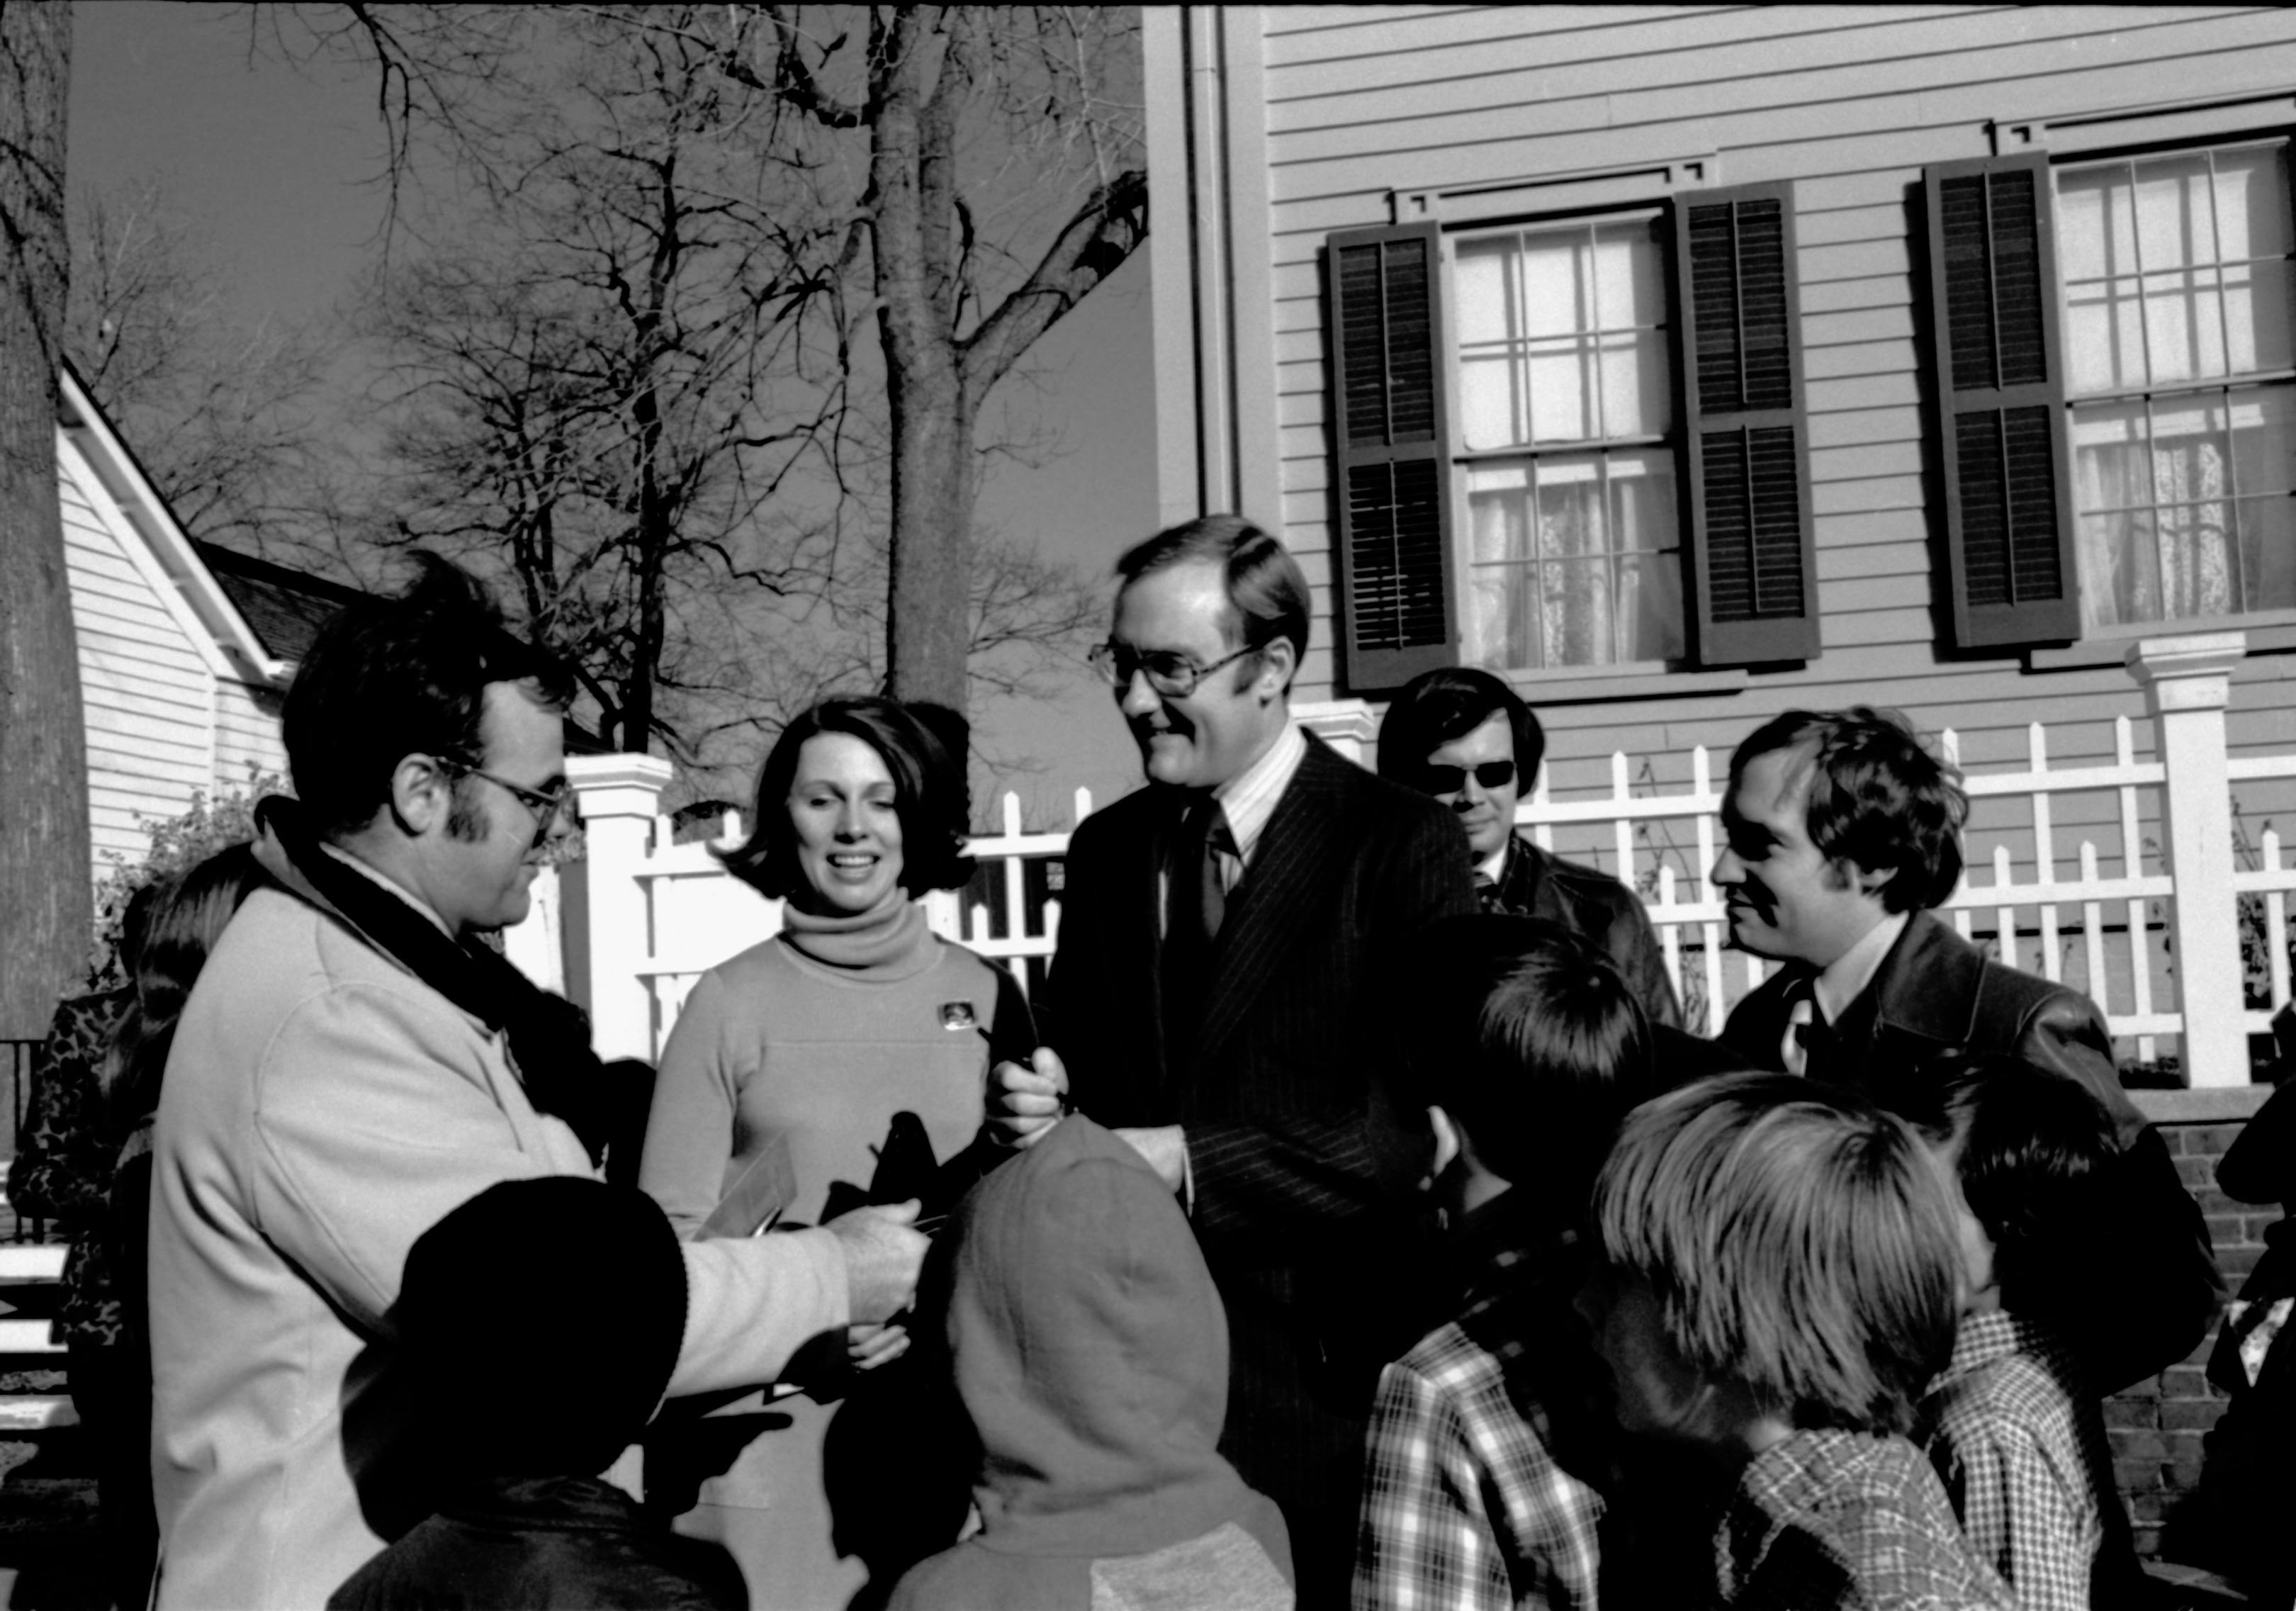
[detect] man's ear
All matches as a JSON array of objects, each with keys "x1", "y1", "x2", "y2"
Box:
[
  {"x1": 1429, "y1": 1104, "x2": 1462, "y2": 1179},
  {"x1": 388, "y1": 753, "x2": 455, "y2": 838},
  {"x1": 1253, "y1": 635, "x2": 1297, "y2": 702}
]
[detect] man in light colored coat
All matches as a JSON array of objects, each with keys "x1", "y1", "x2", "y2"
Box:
[{"x1": 146, "y1": 558, "x2": 926, "y2": 1610}]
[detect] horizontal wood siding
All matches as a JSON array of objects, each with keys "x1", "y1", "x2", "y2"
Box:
[
  {"x1": 1256, "y1": 2, "x2": 2296, "y2": 885},
  {"x1": 58, "y1": 458, "x2": 214, "y2": 876},
  {"x1": 215, "y1": 682, "x2": 288, "y2": 790}
]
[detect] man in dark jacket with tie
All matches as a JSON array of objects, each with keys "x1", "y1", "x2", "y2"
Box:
[
  {"x1": 1714, "y1": 707, "x2": 2219, "y2": 1393},
  {"x1": 992, "y1": 515, "x2": 1476, "y2": 1603}
]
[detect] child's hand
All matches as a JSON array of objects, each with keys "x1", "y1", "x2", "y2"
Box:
[{"x1": 848, "y1": 1322, "x2": 911, "y2": 1371}]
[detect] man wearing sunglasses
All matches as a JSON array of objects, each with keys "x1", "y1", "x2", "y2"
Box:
[
  {"x1": 991, "y1": 515, "x2": 1475, "y2": 1602},
  {"x1": 1378, "y1": 667, "x2": 1681, "y2": 1031},
  {"x1": 144, "y1": 558, "x2": 924, "y2": 1610}
]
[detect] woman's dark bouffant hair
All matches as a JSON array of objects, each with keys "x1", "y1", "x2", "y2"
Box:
[
  {"x1": 719, "y1": 697, "x2": 973, "y2": 899},
  {"x1": 103, "y1": 842, "x2": 269, "y2": 1127}
]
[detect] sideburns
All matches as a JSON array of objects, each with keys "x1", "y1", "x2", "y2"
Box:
[{"x1": 445, "y1": 778, "x2": 491, "y2": 844}]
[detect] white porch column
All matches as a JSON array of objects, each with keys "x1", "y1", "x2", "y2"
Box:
[
  {"x1": 1293, "y1": 697, "x2": 1379, "y2": 768},
  {"x1": 2127, "y1": 632, "x2": 2248, "y2": 1087},
  {"x1": 563, "y1": 754, "x2": 673, "y2": 1063}
]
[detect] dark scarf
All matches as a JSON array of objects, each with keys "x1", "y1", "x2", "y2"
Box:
[{"x1": 252, "y1": 796, "x2": 612, "y2": 1164}]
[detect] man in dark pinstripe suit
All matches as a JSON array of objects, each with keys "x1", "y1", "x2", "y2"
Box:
[{"x1": 993, "y1": 515, "x2": 1476, "y2": 1603}]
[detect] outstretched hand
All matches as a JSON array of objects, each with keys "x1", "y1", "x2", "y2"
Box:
[
  {"x1": 988, "y1": 1045, "x2": 1070, "y2": 1150},
  {"x1": 825, "y1": 1199, "x2": 927, "y2": 1324}
]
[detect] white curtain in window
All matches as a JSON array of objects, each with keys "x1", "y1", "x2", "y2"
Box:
[{"x1": 1463, "y1": 451, "x2": 1682, "y2": 668}]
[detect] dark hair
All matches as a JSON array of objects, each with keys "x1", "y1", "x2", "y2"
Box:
[
  {"x1": 1906, "y1": 1054, "x2": 2116, "y2": 1318},
  {"x1": 103, "y1": 843, "x2": 269, "y2": 1126},
  {"x1": 399, "y1": 1177, "x2": 686, "y2": 1477},
  {"x1": 1728, "y1": 708, "x2": 1968, "y2": 911},
  {"x1": 1115, "y1": 515, "x2": 1310, "y2": 692},
  {"x1": 1592, "y1": 1071, "x2": 1964, "y2": 1437},
  {"x1": 719, "y1": 695, "x2": 972, "y2": 899},
  {"x1": 284, "y1": 554, "x2": 573, "y2": 836},
  {"x1": 1409, "y1": 916, "x2": 1655, "y2": 1215},
  {"x1": 1377, "y1": 666, "x2": 1546, "y2": 787}
]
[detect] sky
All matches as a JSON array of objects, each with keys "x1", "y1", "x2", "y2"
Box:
[{"x1": 66, "y1": 0, "x2": 1155, "y2": 820}]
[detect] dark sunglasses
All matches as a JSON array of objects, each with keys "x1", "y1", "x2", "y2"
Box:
[{"x1": 1416, "y1": 759, "x2": 1516, "y2": 795}]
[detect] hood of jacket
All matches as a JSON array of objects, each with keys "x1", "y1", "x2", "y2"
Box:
[{"x1": 943, "y1": 1115, "x2": 1259, "y2": 1559}]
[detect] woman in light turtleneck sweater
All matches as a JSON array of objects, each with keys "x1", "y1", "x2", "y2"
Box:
[{"x1": 639, "y1": 696, "x2": 1032, "y2": 1611}]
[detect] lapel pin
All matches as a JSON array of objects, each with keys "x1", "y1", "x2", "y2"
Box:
[{"x1": 939, "y1": 1001, "x2": 979, "y2": 1031}]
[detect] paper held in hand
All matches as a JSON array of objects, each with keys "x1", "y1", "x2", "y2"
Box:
[{"x1": 698, "y1": 1133, "x2": 798, "y2": 1239}]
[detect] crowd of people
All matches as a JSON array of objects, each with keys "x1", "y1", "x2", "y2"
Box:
[{"x1": 11, "y1": 515, "x2": 2291, "y2": 1610}]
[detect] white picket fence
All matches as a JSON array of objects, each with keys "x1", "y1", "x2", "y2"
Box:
[{"x1": 529, "y1": 631, "x2": 2290, "y2": 1086}]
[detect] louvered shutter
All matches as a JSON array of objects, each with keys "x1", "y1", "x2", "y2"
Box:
[
  {"x1": 1924, "y1": 153, "x2": 2079, "y2": 647},
  {"x1": 1675, "y1": 183, "x2": 1820, "y2": 664},
  {"x1": 1325, "y1": 222, "x2": 1456, "y2": 692}
]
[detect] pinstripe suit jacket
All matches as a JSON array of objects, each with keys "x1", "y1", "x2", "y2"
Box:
[{"x1": 1042, "y1": 732, "x2": 1476, "y2": 1510}]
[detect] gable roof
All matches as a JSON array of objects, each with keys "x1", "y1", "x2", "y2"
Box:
[{"x1": 193, "y1": 541, "x2": 366, "y2": 666}]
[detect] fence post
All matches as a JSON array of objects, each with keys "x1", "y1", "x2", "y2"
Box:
[
  {"x1": 563, "y1": 754, "x2": 675, "y2": 1063},
  {"x1": 2127, "y1": 631, "x2": 2248, "y2": 1087}
]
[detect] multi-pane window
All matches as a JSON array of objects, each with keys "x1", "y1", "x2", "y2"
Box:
[
  {"x1": 1453, "y1": 216, "x2": 1686, "y2": 670},
  {"x1": 2057, "y1": 142, "x2": 2296, "y2": 628}
]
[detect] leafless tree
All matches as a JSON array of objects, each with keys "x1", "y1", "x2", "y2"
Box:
[
  {"x1": 0, "y1": 0, "x2": 91, "y2": 1037},
  {"x1": 271, "y1": 3, "x2": 1147, "y2": 723},
  {"x1": 64, "y1": 176, "x2": 328, "y2": 547}
]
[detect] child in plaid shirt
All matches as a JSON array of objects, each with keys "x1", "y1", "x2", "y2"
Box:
[
  {"x1": 1912, "y1": 1056, "x2": 2146, "y2": 1611},
  {"x1": 1351, "y1": 918, "x2": 1665, "y2": 1611},
  {"x1": 1577, "y1": 1072, "x2": 2013, "y2": 1611}
]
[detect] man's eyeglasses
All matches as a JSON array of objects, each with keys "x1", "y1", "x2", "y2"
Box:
[
  {"x1": 1415, "y1": 759, "x2": 1516, "y2": 795},
  {"x1": 434, "y1": 758, "x2": 578, "y2": 846},
  {"x1": 1087, "y1": 641, "x2": 1259, "y2": 698}
]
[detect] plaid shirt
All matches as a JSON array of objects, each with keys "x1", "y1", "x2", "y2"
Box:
[
  {"x1": 1921, "y1": 1309, "x2": 2142, "y2": 1611},
  {"x1": 1716, "y1": 1428, "x2": 2014, "y2": 1611},
  {"x1": 1352, "y1": 1201, "x2": 1608, "y2": 1611}
]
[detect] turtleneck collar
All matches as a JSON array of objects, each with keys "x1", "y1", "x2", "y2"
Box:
[{"x1": 777, "y1": 885, "x2": 939, "y2": 979}]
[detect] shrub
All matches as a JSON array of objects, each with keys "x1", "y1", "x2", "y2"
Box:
[{"x1": 86, "y1": 766, "x2": 285, "y2": 987}]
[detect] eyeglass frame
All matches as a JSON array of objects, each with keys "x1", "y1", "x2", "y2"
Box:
[
  {"x1": 430, "y1": 756, "x2": 578, "y2": 846},
  {"x1": 1087, "y1": 639, "x2": 1263, "y2": 699},
  {"x1": 1414, "y1": 759, "x2": 1517, "y2": 796}
]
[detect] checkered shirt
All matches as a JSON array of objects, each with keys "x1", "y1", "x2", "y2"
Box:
[
  {"x1": 1716, "y1": 1428, "x2": 2015, "y2": 1611},
  {"x1": 1921, "y1": 1308, "x2": 2139, "y2": 1611},
  {"x1": 1351, "y1": 1228, "x2": 1605, "y2": 1611}
]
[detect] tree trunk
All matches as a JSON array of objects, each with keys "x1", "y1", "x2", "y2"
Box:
[
  {"x1": 874, "y1": 7, "x2": 977, "y2": 714},
  {"x1": 0, "y1": 1, "x2": 89, "y2": 1038}
]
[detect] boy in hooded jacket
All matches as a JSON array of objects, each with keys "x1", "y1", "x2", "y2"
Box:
[{"x1": 887, "y1": 1114, "x2": 1293, "y2": 1611}]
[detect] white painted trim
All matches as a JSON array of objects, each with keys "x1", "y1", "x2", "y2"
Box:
[
  {"x1": 55, "y1": 430, "x2": 235, "y2": 684},
  {"x1": 56, "y1": 369, "x2": 286, "y2": 685},
  {"x1": 1144, "y1": 5, "x2": 1203, "y2": 530},
  {"x1": 1993, "y1": 89, "x2": 2296, "y2": 156},
  {"x1": 1220, "y1": 7, "x2": 1281, "y2": 532}
]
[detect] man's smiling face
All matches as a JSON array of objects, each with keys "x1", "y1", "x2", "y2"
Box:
[
  {"x1": 1709, "y1": 744, "x2": 1889, "y2": 970},
  {"x1": 1109, "y1": 559, "x2": 1290, "y2": 792}
]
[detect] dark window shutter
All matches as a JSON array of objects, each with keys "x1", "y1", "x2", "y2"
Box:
[
  {"x1": 1675, "y1": 183, "x2": 1819, "y2": 664},
  {"x1": 1326, "y1": 221, "x2": 1456, "y2": 692},
  {"x1": 1924, "y1": 152, "x2": 2079, "y2": 647}
]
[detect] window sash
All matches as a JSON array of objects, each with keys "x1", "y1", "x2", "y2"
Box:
[{"x1": 2054, "y1": 140, "x2": 2296, "y2": 630}]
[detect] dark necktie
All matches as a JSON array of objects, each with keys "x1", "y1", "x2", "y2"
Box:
[{"x1": 1162, "y1": 797, "x2": 1228, "y2": 1053}]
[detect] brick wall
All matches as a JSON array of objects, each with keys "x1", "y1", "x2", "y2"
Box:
[{"x1": 2112, "y1": 1091, "x2": 2281, "y2": 1558}]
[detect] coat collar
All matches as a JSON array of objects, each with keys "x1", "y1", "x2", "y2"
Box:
[{"x1": 1847, "y1": 909, "x2": 1988, "y2": 1053}]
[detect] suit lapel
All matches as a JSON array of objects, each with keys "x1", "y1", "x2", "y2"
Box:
[{"x1": 1188, "y1": 740, "x2": 1354, "y2": 1073}]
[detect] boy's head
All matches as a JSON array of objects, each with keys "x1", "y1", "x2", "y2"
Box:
[
  {"x1": 1580, "y1": 1072, "x2": 1964, "y2": 1448},
  {"x1": 397, "y1": 1177, "x2": 687, "y2": 1480},
  {"x1": 1407, "y1": 916, "x2": 1657, "y2": 1225},
  {"x1": 1907, "y1": 1054, "x2": 2117, "y2": 1320}
]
